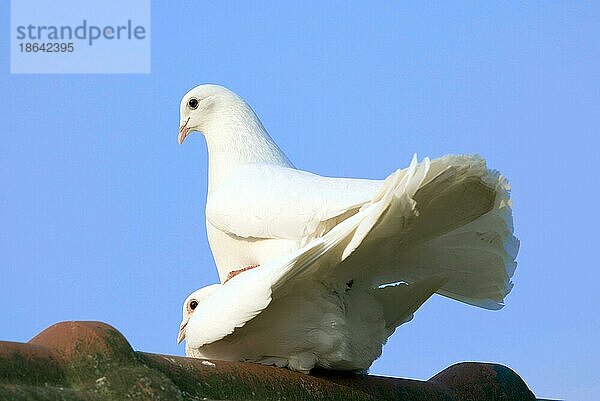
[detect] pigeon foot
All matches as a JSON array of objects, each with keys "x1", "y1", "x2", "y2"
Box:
[{"x1": 225, "y1": 265, "x2": 259, "y2": 282}]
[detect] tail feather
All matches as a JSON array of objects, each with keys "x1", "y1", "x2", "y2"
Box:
[
  {"x1": 342, "y1": 154, "x2": 429, "y2": 259},
  {"x1": 339, "y1": 155, "x2": 518, "y2": 310},
  {"x1": 372, "y1": 276, "x2": 448, "y2": 332}
]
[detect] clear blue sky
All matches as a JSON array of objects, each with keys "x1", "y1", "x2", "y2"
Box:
[{"x1": 1, "y1": 2, "x2": 598, "y2": 400}]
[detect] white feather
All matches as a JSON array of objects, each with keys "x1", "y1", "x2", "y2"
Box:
[{"x1": 179, "y1": 85, "x2": 519, "y2": 372}]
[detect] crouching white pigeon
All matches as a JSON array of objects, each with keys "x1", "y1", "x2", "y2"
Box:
[{"x1": 176, "y1": 84, "x2": 518, "y2": 372}]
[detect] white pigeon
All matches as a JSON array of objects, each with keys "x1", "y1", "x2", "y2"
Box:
[{"x1": 176, "y1": 84, "x2": 518, "y2": 372}]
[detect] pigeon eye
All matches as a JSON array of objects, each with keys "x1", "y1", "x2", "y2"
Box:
[
  {"x1": 188, "y1": 98, "x2": 199, "y2": 110},
  {"x1": 189, "y1": 300, "x2": 198, "y2": 310}
]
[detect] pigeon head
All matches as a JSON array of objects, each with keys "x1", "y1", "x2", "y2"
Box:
[
  {"x1": 177, "y1": 84, "x2": 292, "y2": 191},
  {"x1": 178, "y1": 84, "x2": 244, "y2": 144},
  {"x1": 177, "y1": 284, "x2": 220, "y2": 344}
]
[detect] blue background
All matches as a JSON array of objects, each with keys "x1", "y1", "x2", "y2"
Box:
[{"x1": 1, "y1": 2, "x2": 598, "y2": 400}]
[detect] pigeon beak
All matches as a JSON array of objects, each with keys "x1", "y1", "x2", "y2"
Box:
[
  {"x1": 177, "y1": 321, "x2": 187, "y2": 344},
  {"x1": 178, "y1": 118, "x2": 191, "y2": 144}
]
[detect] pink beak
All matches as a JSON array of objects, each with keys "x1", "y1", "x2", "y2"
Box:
[
  {"x1": 177, "y1": 321, "x2": 187, "y2": 344},
  {"x1": 178, "y1": 117, "x2": 191, "y2": 144}
]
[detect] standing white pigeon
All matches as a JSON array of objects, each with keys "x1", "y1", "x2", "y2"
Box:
[{"x1": 176, "y1": 84, "x2": 518, "y2": 371}]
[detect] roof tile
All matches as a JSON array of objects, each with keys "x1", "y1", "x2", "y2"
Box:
[{"x1": 0, "y1": 321, "x2": 538, "y2": 401}]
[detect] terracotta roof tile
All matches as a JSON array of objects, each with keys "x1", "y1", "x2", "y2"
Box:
[{"x1": 0, "y1": 321, "x2": 538, "y2": 400}]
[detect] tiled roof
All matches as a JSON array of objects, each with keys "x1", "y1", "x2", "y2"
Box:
[{"x1": 0, "y1": 321, "x2": 538, "y2": 400}]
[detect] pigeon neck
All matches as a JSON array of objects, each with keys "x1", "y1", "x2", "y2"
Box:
[{"x1": 204, "y1": 104, "x2": 293, "y2": 192}]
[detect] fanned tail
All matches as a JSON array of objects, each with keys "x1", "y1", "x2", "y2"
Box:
[{"x1": 339, "y1": 155, "x2": 518, "y2": 310}]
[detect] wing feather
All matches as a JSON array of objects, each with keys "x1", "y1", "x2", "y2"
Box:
[
  {"x1": 206, "y1": 164, "x2": 382, "y2": 240},
  {"x1": 186, "y1": 187, "x2": 390, "y2": 348}
]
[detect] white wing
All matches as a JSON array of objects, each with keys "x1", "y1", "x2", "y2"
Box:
[
  {"x1": 188, "y1": 154, "x2": 518, "y2": 347},
  {"x1": 184, "y1": 239, "x2": 325, "y2": 348},
  {"x1": 206, "y1": 163, "x2": 384, "y2": 240},
  {"x1": 186, "y1": 158, "x2": 430, "y2": 348},
  {"x1": 327, "y1": 154, "x2": 518, "y2": 309}
]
